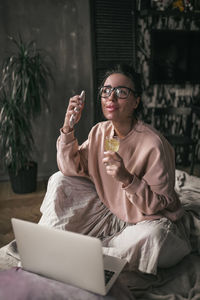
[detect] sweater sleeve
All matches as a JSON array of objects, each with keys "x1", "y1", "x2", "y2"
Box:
[
  {"x1": 123, "y1": 175, "x2": 180, "y2": 216},
  {"x1": 56, "y1": 129, "x2": 89, "y2": 178},
  {"x1": 122, "y1": 137, "x2": 182, "y2": 217}
]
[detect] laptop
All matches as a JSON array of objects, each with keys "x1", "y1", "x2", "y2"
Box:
[{"x1": 11, "y1": 218, "x2": 127, "y2": 295}]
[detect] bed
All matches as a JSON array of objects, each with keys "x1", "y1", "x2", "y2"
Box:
[{"x1": 0, "y1": 169, "x2": 200, "y2": 300}]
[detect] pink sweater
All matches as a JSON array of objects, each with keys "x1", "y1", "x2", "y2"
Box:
[{"x1": 57, "y1": 120, "x2": 183, "y2": 224}]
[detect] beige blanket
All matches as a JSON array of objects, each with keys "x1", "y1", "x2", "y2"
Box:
[
  {"x1": 123, "y1": 169, "x2": 200, "y2": 299},
  {"x1": 0, "y1": 169, "x2": 200, "y2": 300}
]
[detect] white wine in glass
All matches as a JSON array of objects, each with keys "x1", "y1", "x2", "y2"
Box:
[{"x1": 104, "y1": 136, "x2": 120, "y2": 152}]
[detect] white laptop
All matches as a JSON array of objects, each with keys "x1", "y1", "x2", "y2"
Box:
[{"x1": 11, "y1": 218, "x2": 127, "y2": 296}]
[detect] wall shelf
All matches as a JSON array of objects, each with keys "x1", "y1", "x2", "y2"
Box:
[{"x1": 139, "y1": 9, "x2": 200, "y2": 18}]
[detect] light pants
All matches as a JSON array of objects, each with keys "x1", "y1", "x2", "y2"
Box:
[{"x1": 39, "y1": 172, "x2": 191, "y2": 275}]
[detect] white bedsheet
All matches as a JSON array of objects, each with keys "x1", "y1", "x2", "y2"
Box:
[
  {"x1": 0, "y1": 169, "x2": 200, "y2": 300},
  {"x1": 121, "y1": 169, "x2": 200, "y2": 300}
]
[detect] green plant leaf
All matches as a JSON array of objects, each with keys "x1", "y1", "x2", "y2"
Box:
[{"x1": 0, "y1": 34, "x2": 53, "y2": 174}]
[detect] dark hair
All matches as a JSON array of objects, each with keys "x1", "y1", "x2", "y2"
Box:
[{"x1": 99, "y1": 63, "x2": 143, "y2": 117}]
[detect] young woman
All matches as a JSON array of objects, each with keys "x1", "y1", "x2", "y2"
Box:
[{"x1": 39, "y1": 63, "x2": 191, "y2": 275}]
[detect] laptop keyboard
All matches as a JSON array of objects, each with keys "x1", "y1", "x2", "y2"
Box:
[{"x1": 104, "y1": 269, "x2": 115, "y2": 285}]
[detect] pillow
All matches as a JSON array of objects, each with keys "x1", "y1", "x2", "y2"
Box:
[{"x1": 175, "y1": 169, "x2": 200, "y2": 193}]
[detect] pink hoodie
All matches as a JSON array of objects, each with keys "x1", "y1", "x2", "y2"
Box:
[{"x1": 57, "y1": 120, "x2": 183, "y2": 224}]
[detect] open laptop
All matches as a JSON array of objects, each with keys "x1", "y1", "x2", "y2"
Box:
[{"x1": 11, "y1": 218, "x2": 127, "y2": 296}]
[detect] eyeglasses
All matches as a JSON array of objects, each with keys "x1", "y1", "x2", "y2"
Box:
[{"x1": 99, "y1": 86, "x2": 136, "y2": 99}]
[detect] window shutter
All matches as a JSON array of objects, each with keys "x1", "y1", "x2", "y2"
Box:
[{"x1": 91, "y1": 0, "x2": 136, "y2": 123}]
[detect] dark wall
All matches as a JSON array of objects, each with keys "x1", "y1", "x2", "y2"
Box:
[{"x1": 0, "y1": 0, "x2": 94, "y2": 181}]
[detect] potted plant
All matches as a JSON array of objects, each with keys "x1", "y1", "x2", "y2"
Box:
[{"x1": 0, "y1": 35, "x2": 53, "y2": 193}]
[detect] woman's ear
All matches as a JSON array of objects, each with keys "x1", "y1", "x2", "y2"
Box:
[{"x1": 134, "y1": 96, "x2": 140, "y2": 109}]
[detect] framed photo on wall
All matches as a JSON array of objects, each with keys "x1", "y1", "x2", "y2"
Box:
[{"x1": 150, "y1": 29, "x2": 200, "y2": 84}]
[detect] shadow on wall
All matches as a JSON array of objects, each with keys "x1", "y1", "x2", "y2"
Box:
[{"x1": 0, "y1": 0, "x2": 93, "y2": 181}]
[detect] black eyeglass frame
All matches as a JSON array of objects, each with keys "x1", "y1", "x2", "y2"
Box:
[{"x1": 99, "y1": 86, "x2": 137, "y2": 99}]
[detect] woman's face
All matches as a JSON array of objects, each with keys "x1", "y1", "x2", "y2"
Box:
[{"x1": 101, "y1": 73, "x2": 140, "y2": 123}]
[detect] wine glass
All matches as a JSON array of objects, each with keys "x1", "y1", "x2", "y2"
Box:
[{"x1": 104, "y1": 136, "x2": 120, "y2": 152}]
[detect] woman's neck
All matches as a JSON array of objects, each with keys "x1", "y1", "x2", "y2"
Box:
[{"x1": 112, "y1": 118, "x2": 137, "y2": 139}]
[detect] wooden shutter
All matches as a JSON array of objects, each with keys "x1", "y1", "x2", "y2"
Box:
[{"x1": 90, "y1": 0, "x2": 136, "y2": 123}]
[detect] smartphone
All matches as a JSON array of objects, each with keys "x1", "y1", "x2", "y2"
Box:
[{"x1": 69, "y1": 90, "x2": 85, "y2": 128}]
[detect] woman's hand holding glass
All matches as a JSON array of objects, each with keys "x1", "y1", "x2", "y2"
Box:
[{"x1": 103, "y1": 138, "x2": 133, "y2": 187}]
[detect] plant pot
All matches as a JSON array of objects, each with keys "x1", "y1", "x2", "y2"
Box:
[{"x1": 8, "y1": 162, "x2": 38, "y2": 194}]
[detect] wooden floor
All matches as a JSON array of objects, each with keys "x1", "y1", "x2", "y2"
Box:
[
  {"x1": 0, "y1": 164, "x2": 200, "y2": 249},
  {"x1": 0, "y1": 180, "x2": 47, "y2": 248}
]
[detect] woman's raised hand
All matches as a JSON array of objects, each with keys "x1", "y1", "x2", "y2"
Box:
[{"x1": 62, "y1": 91, "x2": 85, "y2": 133}]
